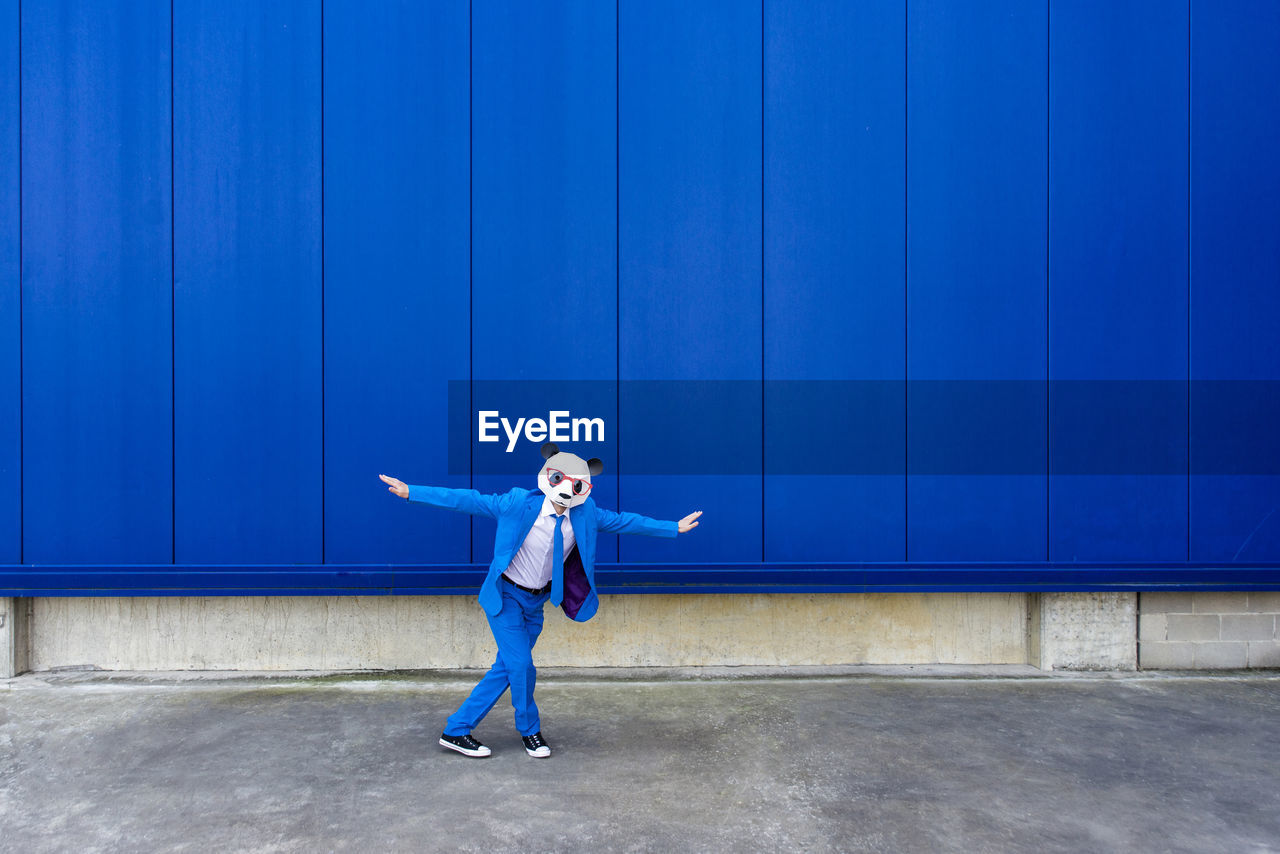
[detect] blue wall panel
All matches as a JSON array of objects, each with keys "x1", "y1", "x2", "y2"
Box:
[
  {"x1": 1048, "y1": 0, "x2": 1188, "y2": 561},
  {"x1": 21, "y1": 0, "x2": 172, "y2": 563},
  {"x1": 470, "y1": 0, "x2": 619, "y2": 563},
  {"x1": 174, "y1": 0, "x2": 321, "y2": 564},
  {"x1": 1190, "y1": 0, "x2": 1280, "y2": 561},
  {"x1": 4, "y1": 1, "x2": 1280, "y2": 589},
  {"x1": 0, "y1": 0, "x2": 17, "y2": 563},
  {"x1": 764, "y1": 0, "x2": 905, "y2": 561},
  {"x1": 324, "y1": 1, "x2": 470, "y2": 564},
  {"x1": 906, "y1": 0, "x2": 1048, "y2": 560},
  {"x1": 619, "y1": 0, "x2": 762, "y2": 564}
]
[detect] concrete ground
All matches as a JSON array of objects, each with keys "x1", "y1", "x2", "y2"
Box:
[{"x1": 1, "y1": 668, "x2": 1278, "y2": 854}]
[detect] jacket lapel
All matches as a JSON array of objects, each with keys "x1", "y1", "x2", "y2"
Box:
[{"x1": 516, "y1": 493, "x2": 543, "y2": 545}]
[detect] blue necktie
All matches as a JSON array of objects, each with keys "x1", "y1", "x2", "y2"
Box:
[{"x1": 550, "y1": 513, "x2": 566, "y2": 606}]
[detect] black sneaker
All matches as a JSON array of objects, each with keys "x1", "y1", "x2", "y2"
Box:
[
  {"x1": 439, "y1": 732, "x2": 491, "y2": 758},
  {"x1": 522, "y1": 731, "x2": 551, "y2": 758}
]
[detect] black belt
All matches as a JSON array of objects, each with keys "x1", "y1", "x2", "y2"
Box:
[{"x1": 503, "y1": 574, "x2": 552, "y2": 596}]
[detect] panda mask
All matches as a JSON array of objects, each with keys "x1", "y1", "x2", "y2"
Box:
[{"x1": 537, "y1": 442, "x2": 604, "y2": 510}]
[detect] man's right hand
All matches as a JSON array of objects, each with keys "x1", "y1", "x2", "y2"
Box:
[{"x1": 379, "y1": 474, "x2": 409, "y2": 499}]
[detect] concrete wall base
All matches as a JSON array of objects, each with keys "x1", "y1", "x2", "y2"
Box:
[
  {"x1": 1, "y1": 597, "x2": 32, "y2": 678},
  {"x1": 26, "y1": 593, "x2": 1029, "y2": 671},
  {"x1": 1029, "y1": 592, "x2": 1137, "y2": 671},
  {"x1": 8, "y1": 592, "x2": 1187, "y2": 673}
]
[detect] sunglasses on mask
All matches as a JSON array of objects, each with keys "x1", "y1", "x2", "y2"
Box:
[{"x1": 546, "y1": 467, "x2": 592, "y2": 495}]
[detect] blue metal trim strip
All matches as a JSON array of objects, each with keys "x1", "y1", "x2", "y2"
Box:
[{"x1": 0, "y1": 563, "x2": 1278, "y2": 596}]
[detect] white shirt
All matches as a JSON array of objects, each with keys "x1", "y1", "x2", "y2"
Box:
[{"x1": 504, "y1": 496, "x2": 577, "y2": 590}]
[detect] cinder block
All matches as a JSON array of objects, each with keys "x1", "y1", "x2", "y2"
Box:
[
  {"x1": 1247, "y1": 642, "x2": 1280, "y2": 668},
  {"x1": 1166, "y1": 614, "x2": 1220, "y2": 642},
  {"x1": 1139, "y1": 591, "x2": 1193, "y2": 615},
  {"x1": 1138, "y1": 613, "x2": 1167, "y2": 642},
  {"x1": 1139, "y1": 642, "x2": 1195, "y2": 669},
  {"x1": 1194, "y1": 642, "x2": 1249, "y2": 669},
  {"x1": 1192, "y1": 592, "x2": 1250, "y2": 614},
  {"x1": 1221, "y1": 614, "x2": 1275, "y2": 642},
  {"x1": 1247, "y1": 592, "x2": 1280, "y2": 613}
]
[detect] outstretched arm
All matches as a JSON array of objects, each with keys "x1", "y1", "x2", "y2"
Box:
[
  {"x1": 596, "y1": 507, "x2": 702, "y2": 537},
  {"x1": 378, "y1": 474, "x2": 507, "y2": 520}
]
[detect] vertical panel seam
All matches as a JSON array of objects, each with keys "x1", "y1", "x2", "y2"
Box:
[
  {"x1": 615, "y1": 0, "x2": 621, "y2": 563},
  {"x1": 760, "y1": 0, "x2": 764, "y2": 564},
  {"x1": 17, "y1": 0, "x2": 22, "y2": 565},
  {"x1": 468, "y1": 0, "x2": 473, "y2": 565},
  {"x1": 1186, "y1": 0, "x2": 1192, "y2": 562},
  {"x1": 1045, "y1": 0, "x2": 1051, "y2": 563},
  {"x1": 170, "y1": 0, "x2": 176, "y2": 565},
  {"x1": 320, "y1": 0, "x2": 325, "y2": 565},
  {"x1": 903, "y1": 0, "x2": 909, "y2": 562}
]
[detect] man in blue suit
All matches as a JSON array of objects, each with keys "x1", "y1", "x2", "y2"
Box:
[{"x1": 379, "y1": 442, "x2": 701, "y2": 758}]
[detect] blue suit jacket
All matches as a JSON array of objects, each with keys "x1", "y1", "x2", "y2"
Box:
[{"x1": 406, "y1": 485, "x2": 678, "y2": 622}]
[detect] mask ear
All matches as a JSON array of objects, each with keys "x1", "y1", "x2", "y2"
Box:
[
  {"x1": 541, "y1": 442, "x2": 560, "y2": 460},
  {"x1": 587, "y1": 458, "x2": 604, "y2": 476}
]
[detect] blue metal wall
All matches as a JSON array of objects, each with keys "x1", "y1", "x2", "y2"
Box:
[{"x1": 3, "y1": 0, "x2": 1279, "y2": 595}]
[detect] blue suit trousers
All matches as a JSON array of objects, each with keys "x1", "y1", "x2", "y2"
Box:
[{"x1": 444, "y1": 581, "x2": 549, "y2": 737}]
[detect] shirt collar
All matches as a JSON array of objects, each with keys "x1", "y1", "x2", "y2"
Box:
[{"x1": 540, "y1": 495, "x2": 568, "y2": 518}]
